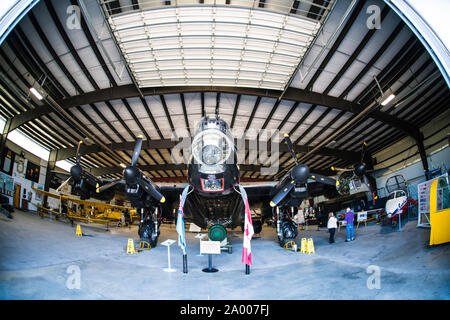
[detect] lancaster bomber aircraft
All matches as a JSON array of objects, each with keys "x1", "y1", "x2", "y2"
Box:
[{"x1": 69, "y1": 115, "x2": 343, "y2": 249}]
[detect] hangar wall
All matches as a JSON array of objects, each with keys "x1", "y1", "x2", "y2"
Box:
[
  {"x1": 1, "y1": 139, "x2": 46, "y2": 210},
  {"x1": 373, "y1": 108, "x2": 450, "y2": 197}
]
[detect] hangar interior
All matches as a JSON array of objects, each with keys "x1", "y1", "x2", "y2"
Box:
[{"x1": 0, "y1": 0, "x2": 449, "y2": 300}]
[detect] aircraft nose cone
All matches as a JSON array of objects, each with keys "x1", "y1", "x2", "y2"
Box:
[
  {"x1": 70, "y1": 165, "x2": 82, "y2": 181},
  {"x1": 355, "y1": 163, "x2": 366, "y2": 176},
  {"x1": 124, "y1": 166, "x2": 138, "y2": 184},
  {"x1": 291, "y1": 164, "x2": 310, "y2": 182}
]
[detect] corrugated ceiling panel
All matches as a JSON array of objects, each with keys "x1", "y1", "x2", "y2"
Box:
[{"x1": 110, "y1": 5, "x2": 320, "y2": 90}]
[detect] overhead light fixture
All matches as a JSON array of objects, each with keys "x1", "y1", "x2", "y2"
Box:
[
  {"x1": 381, "y1": 94, "x2": 395, "y2": 106},
  {"x1": 29, "y1": 87, "x2": 43, "y2": 100},
  {"x1": 374, "y1": 76, "x2": 395, "y2": 107},
  {"x1": 120, "y1": 163, "x2": 127, "y2": 168}
]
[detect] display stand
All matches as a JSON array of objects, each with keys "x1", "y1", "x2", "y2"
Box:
[
  {"x1": 338, "y1": 220, "x2": 347, "y2": 232},
  {"x1": 356, "y1": 211, "x2": 367, "y2": 230},
  {"x1": 397, "y1": 210, "x2": 403, "y2": 232},
  {"x1": 161, "y1": 239, "x2": 176, "y2": 272},
  {"x1": 202, "y1": 254, "x2": 219, "y2": 273},
  {"x1": 195, "y1": 233, "x2": 206, "y2": 256},
  {"x1": 200, "y1": 240, "x2": 221, "y2": 273}
]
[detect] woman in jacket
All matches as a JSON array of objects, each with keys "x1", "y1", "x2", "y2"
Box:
[{"x1": 327, "y1": 212, "x2": 337, "y2": 243}]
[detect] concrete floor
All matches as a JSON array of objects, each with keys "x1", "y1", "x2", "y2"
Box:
[{"x1": 0, "y1": 210, "x2": 449, "y2": 300}]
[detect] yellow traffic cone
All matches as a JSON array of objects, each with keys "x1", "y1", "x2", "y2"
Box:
[
  {"x1": 75, "y1": 224, "x2": 82, "y2": 237},
  {"x1": 127, "y1": 238, "x2": 136, "y2": 254},
  {"x1": 300, "y1": 238, "x2": 308, "y2": 253},
  {"x1": 307, "y1": 238, "x2": 315, "y2": 254}
]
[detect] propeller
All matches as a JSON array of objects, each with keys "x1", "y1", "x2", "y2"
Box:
[
  {"x1": 56, "y1": 141, "x2": 85, "y2": 192},
  {"x1": 56, "y1": 176, "x2": 72, "y2": 193},
  {"x1": 284, "y1": 133, "x2": 298, "y2": 165},
  {"x1": 331, "y1": 141, "x2": 378, "y2": 201},
  {"x1": 70, "y1": 141, "x2": 84, "y2": 182},
  {"x1": 355, "y1": 142, "x2": 377, "y2": 201},
  {"x1": 331, "y1": 166, "x2": 352, "y2": 172},
  {"x1": 309, "y1": 173, "x2": 339, "y2": 186},
  {"x1": 360, "y1": 141, "x2": 367, "y2": 163},
  {"x1": 98, "y1": 136, "x2": 165, "y2": 203},
  {"x1": 270, "y1": 134, "x2": 338, "y2": 207},
  {"x1": 76, "y1": 140, "x2": 83, "y2": 165},
  {"x1": 270, "y1": 180, "x2": 295, "y2": 207},
  {"x1": 96, "y1": 179, "x2": 123, "y2": 193},
  {"x1": 131, "y1": 137, "x2": 143, "y2": 167}
]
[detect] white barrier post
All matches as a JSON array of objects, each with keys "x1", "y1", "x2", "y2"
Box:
[{"x1": 161, "y1": 239, "x2": 176, "y2": 272}]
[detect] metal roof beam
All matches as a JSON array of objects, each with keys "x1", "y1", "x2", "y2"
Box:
[
  {"x1": 89, "y1": 163, "x2": 333, "y2": 177},
  {"x1": 55, "y1": 137, "x2": 361, "y2": 163},
  {"x1": 9, "y1": 85, "x2": 417, "y2": 138}
]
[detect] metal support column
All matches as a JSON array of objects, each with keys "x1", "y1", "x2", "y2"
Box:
[
  {"x1": 416, "y1": 132, "x2": 429, "y2": 177},
  {"x1": 0, "y1": 118, "x2": 11, "y2": 152}
]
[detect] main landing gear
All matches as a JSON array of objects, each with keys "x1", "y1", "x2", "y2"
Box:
[
  {"x1": 274, "y1": 206, "x2": 298, "y2": 249},
  {"x1": 138, "y1": 207, "x2": 160, "y2": 249}
]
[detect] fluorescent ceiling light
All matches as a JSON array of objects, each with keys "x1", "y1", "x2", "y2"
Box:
[
  {"x1": 381, "y1": 94, "x2": 395, "y2": 106},
  {"x1": 120, "y1": 163, "x2": 127, "y2": 168},
  {"x1": 30, "y1": 87, "x2": 43, "y2": 100}
]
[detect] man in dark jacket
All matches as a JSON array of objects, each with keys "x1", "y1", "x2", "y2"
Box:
[{"x1": 344, "y1": 207, "x2": 355, "y2": 242}]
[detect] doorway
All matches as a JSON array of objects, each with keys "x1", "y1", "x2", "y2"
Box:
[{"x1": 14, "y1": 183, "x2": 21, "y2": 208}]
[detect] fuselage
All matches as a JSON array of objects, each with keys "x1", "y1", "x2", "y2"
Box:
[
  {"x1": 183, "y1": 116, "x2": 243, "y2": 229},
  {"x1": 181, "y1": 116, "x2": 313, "y2": 228}
]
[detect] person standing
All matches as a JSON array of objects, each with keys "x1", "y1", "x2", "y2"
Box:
[
  {"x1": 345, "y1": 207, "x2": 355, "y2": 242},
  {"x1": 293, "y1": 207, "x2": 304, "y2": 230},
  {"x1": 327, "y1": 212, "x2": 337, "y2": 243}
]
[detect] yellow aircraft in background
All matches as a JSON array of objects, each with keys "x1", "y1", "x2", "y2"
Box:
[{"x1": 32, "y1": 187, "x2": 137, "y2": 226}]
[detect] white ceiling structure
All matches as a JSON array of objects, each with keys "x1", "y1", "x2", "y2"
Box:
[
  {"x1": 108, "y1": 4, "x2": 322, "y2": 89},
  {"x1": 0, "y1": 0, "x2": 448, "y2": 184}
]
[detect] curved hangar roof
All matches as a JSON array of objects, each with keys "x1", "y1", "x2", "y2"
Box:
[{"x1": 0, "y1": 0, "x2": 448, "y2": 182}]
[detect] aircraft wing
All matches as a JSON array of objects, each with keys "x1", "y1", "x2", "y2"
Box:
[
  {"x1": 242, "y1": 181, "x2": 338, "y2": 209},
  {"x1": 307, "y1": 181, "x2": 339, "y2": 199},
  {"x1": 159, "y1": 185, "x2": 186, "y2": 203},
  {"x1": 242, "y1": 185, "x2": 275, "y2": 204},
  {"x1": 32, "y1": 187, "x2": 132, "y2": 210}
]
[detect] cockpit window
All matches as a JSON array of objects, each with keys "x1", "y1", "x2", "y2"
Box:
[{"x1": 191, "y1": 116, "x2": 234, "y2": 173}]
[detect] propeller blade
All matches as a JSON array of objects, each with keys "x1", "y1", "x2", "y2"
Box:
[
  {"x1": 96, "y1": 179, "x2": 123, "y2": 193},
  {"x1": 360, "y1": 141, "x2": 367, "y2": 163},
  {"x1": 270, "y1": 180, "x2": 295, "y2": 207},
  {"x1": 137, "y1": 177, "x2": 166, "y2": 203},
  {"x1": 75, "y1": 140, "x2": 83, "y2": 165},
  {"x1": 331, "y1": 166, "x2": 352, "y2": 172},
  {"x1": 309, "y1": 173, "x2": 338, "y2": 186},
  {"x1": 131, "y1": 136, "x2": 143, "y2": 167},
  {"x1": 56, "y1": 176, "x2": 72, "y2": 193},
  {"x1": 283, "y1": 134, "x2": 298, "y2": 164}
]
